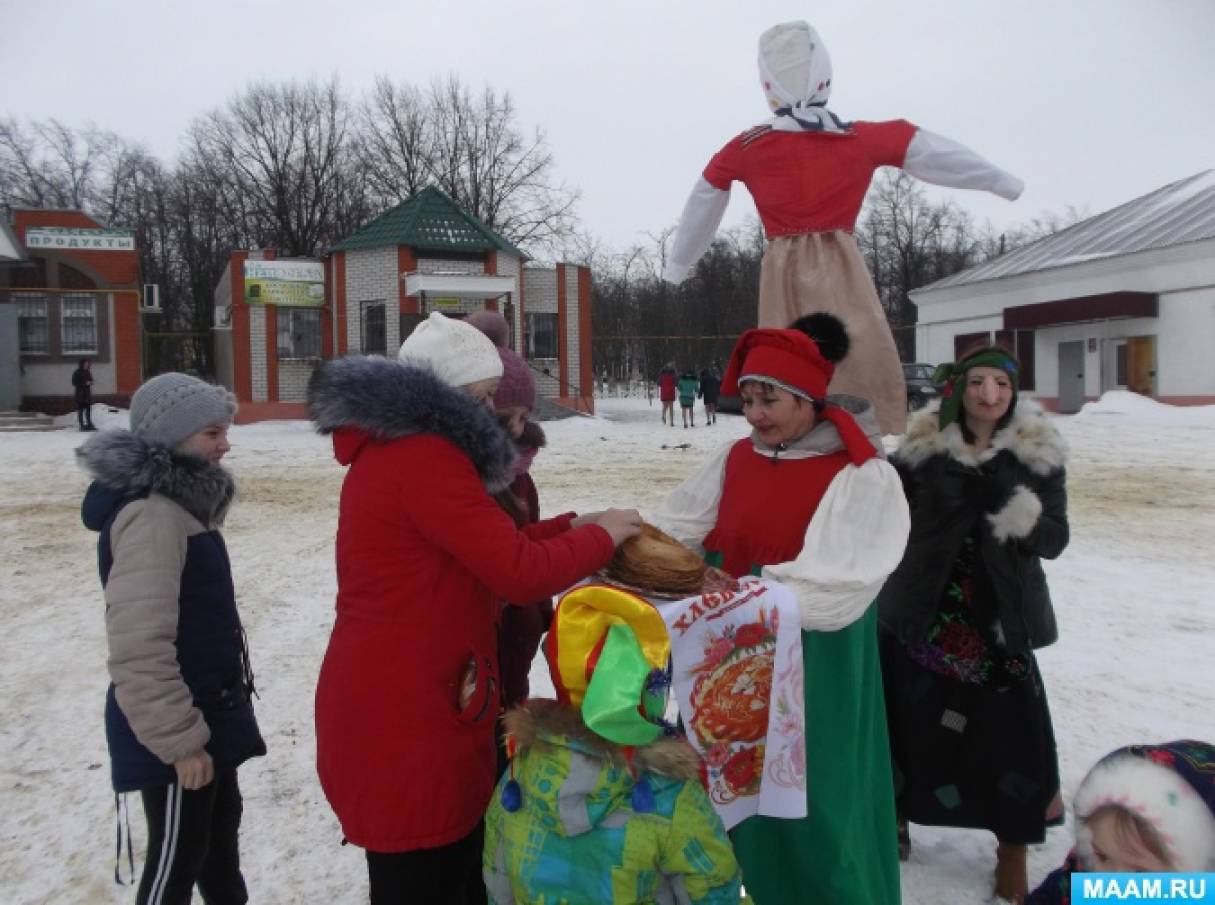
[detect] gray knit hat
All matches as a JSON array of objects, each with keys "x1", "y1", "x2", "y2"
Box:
[{"x1": 129, "y1": 373, "x2": 238, "y2": 449}]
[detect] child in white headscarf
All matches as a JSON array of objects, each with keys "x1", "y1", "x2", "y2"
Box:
[{"x1": 664, "y1": 20, "x2": 1024, "y2": 434}]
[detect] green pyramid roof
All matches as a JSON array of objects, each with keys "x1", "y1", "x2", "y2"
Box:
[{"x1": 330, "y1": 185, "x2": 526, "y2": 258}]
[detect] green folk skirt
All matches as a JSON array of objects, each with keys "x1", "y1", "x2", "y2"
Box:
[{"x1": 730, "y1": 605, "x2": 901, "y2": 905}]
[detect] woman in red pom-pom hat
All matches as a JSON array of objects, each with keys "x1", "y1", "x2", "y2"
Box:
[{"x1": 654, "y1": 313, "x2": 910, "y2": 905}]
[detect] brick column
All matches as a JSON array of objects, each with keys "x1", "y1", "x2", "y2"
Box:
[
  {"x1": 399, "y1": 247, "x2": 419, "y2": 314},
  {"x1": 231, "y1": 252, "x2": 252, "y2": 403},
  {"x1": 578, "y1": 265, "x2": 594, "y2": 412},
  {"x1": 556, "y1": 263, "x2": 568, "y2": 397},
  {"x1": 335, "y1": 252, "x2": 348, "y2": 355}
]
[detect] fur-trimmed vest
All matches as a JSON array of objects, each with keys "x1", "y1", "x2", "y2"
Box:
[
  {"x1": 876, "y1": 399, "x2": 1069, "y2": 654},
  {"x1": 484, "y1": 700, "x2": 741, "y2": 905},
  {"x1": 79, "y1": 431, "x2": 264, "y2": 793}
]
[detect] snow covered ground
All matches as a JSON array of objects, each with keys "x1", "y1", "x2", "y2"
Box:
[{"x1": 1, "y1": 392, "x2": 1211, "y2": 904}]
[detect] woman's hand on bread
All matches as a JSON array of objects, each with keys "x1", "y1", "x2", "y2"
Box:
[{"x1": 593, "y1": 509, "x2": 645, "y2": 546}]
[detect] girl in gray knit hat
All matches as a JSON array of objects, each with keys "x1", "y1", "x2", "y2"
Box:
[{"x1": 78, "y1": 373, "x2": 265, "y2": 904}]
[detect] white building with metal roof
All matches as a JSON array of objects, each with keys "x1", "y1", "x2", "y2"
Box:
[{"x1": 910, "y1": 170, "x2": 1215, "y2": 411}]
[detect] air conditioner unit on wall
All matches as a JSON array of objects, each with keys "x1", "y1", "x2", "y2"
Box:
[{"x1": 141, "y1": 283, "x2": 162, "y2": 313}]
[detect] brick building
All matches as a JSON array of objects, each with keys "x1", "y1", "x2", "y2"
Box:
[
  {"x1": 0, "y1": 209, "x2": 143, "y2": 413},
  {"x1": 214, "y1": 186, "x2": 594, "y2": 421}
]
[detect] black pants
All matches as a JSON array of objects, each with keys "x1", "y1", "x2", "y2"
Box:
[
  {"x1": 136, "y1": 770, "x2": 248, "y2": 905},
  {"x1": 76, "y1": 393, "x2": 94, "y2": 428},
  {"x1": 366, "y1": 823, "x2": 487, "y2": 905}
]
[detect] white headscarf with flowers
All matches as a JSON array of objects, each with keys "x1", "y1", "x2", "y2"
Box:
[{"x1": 758, "y1": 21, "x2": 850, "y2": 134}]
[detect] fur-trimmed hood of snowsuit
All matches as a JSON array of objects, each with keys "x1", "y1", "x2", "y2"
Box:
[
  {"x1": 877, "y1": 397, "x2": 1070, "y2": 654},
  {"x1": 308, "y1": 355, "x2": 516, "y2": 493},
  {"x1": 485, "y1": 699, "x2": 741, "y2": 904},
  {"x1": 77, "y1": 429, "x2": 235, "y2": 528},
  {"x1": 894, "y1": 398, "x2": 1067, "y2": 475},
  {"x1": 504, "y1": 699, "x2": 702, "y2": 783}
]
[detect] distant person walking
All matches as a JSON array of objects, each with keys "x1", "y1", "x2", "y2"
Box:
[
  {"x1": 678, "y1": 371, "x2": 700, "y2": 427},
  {"x1": 72, "y1": 359, "x2": 96, "y2": 431},
  {"x1": 658, "y1": 364, "x2": 678, "y2": 426},
  {"x1": 699, "y1": 364, "x2": 721, "y2": 425}
]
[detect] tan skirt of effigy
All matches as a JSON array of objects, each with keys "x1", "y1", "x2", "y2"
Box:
[{"x1": 758, "y1": 230, "x2": 907, "y2": 435}]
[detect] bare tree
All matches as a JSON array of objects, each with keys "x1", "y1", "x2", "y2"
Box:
[
  {"x1": 365, "y1": 74, "x2": 580, "y2": 255},
  {"x1": 975, "y1": 205, "x2": 1088, "y2": 261},
  {"x1": 356, "y1": 77, "x2": 431, "y2": 208},
  {"x1": 187, "y1": 77, "x2": 359, "y2": 256},
  {"x1": 856, "y1": 171, "x2": 978, "y2": 359},
  {"x1": 0, "y1": 117, "x2": 151, "y2": 216}
]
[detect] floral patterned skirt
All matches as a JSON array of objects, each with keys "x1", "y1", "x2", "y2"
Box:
[{"x1": 878, "y1": 541, "x2": 1060, "y2": 844}]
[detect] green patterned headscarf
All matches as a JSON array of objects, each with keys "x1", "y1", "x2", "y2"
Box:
[{"x1": 933, "y1": 347, "x2": 1020, "y2": 430}]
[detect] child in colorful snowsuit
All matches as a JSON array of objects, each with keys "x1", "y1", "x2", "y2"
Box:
[
  {"x1": 678, "y1": 371, "x2": 700, "y2": 427},
  {"x1": 79, "y1": 373, "x2": 265, "y2": 905},
  {"x1": 654, "y1": 313, "x2": 911, "y2": 905},
  {"x1": 663, "y1": 20, "x2": 1024, "y2": 434},
  {"x1": 484, "y1": 584, "x2": 742, "y2": 904},
  {"x1": 1026, "y1": 740, "x2": 1215, "y2": 905}
]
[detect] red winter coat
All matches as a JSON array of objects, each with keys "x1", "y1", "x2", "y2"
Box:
[
  {"x1": 309, "y1": 357, "x2": 615, "y2": 853},
  {"x1": 658, "y1": 369, "x2": 678, "y2": 403}
]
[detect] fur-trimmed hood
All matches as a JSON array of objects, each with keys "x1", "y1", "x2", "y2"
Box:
[
  {"x1": 895, "y1": 398, "x2": 1067, "y2": 476},
  {"x1": 307, "y1": 355, "x2": 516, "y2": 492},
  {"x1": 505, "y1": 699, "x2": 702, "y2": 782},
  {"x1": 77, "y1": 430, "x2": 235, "y2": 529}
]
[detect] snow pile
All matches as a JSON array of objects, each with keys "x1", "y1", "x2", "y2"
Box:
[
  {"x1": 1076, "y1": 390, "x2": 1215, "y2": 424},
  {"x1": 1, "y1": 396, "x2": 1212, "y2": 904}
]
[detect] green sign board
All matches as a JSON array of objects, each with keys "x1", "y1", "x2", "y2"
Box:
[{"x1": 243, "y1": 260, "x2": 325, "y2": 307}]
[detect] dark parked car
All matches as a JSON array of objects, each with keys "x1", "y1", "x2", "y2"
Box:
[{"x1": 903, "y1": 362, "x2": 943, "y2": 410}]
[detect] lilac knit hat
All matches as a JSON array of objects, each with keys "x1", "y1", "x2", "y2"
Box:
[
  {"x1": 465, "y1": 310, "x2": 511, "y2": 349},
  {"x1": 465, "y1": 309, "x2": 535, "y2": 411},
  {"x1": 495, "y1": 348, "x2": 536, "y2": 412}
]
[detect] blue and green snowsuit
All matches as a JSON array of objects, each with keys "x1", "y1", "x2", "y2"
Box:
[{"x1": 484, "y1": 699, "x2": 741, "y2": 904}]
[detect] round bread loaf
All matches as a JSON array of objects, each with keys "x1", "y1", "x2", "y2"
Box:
[{"x1": 606, "y1": 523, "x2": 707, "y2": 595}]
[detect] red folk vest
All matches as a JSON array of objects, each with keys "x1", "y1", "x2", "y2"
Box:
[{"x1": 703, "y1": 439, "x2": 851, "y2": 577}]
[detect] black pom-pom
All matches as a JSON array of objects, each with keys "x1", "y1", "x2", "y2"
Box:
[{"x1": 789, "y1": 313, "x2": 850, "y2": 364}]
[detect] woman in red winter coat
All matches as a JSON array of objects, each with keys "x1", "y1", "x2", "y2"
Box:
[{"x1": 308, "y1": 312, "x2": 642, "y2": 904}]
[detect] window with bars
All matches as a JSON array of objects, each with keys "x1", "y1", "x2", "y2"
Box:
[
  {"x1": 61, "y1": 294, "x2": 98, "y2": 353},
  {"x1": 361, "y1": 302, "x2": 387, "y2": 355},
  {"x1": 526, "y1": 312, "x2": 558, "y2": 359},
  {"x1": 277, "y1": 308, "x2": 322, "y2": 359},
  {"x1": 17, "y1": 295, "x2": 49, "y2": 353}
]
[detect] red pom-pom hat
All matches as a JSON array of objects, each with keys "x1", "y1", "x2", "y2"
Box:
[
  {"x1": 721, "y1": 328, "x2": 833, "y2": 399},
  {"x1": 721, "y1": 327, "x2": 877, "y2": 466}
]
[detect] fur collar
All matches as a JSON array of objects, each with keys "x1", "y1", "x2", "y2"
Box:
[
  {"x1": 896, "y1": 398, "x2": 1067, "y2": 476},
  {"x1": 308, "y1": 355, "x2": 516, "y2": 492},
  {"x1": 504, "y1": 699, "x2": 702, "y2": 782},
  {"x1": 77, "y1": 430, "x2": 235, "y2": 527}
]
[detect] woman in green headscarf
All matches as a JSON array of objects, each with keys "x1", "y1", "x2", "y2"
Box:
[{"x1": 876, "y1": 345, "x2": 1070, "y2": 904}]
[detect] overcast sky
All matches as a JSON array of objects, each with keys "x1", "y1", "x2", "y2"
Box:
[{"x1": 5, "y1": 0, "x2": 1213, "y2": 255}]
